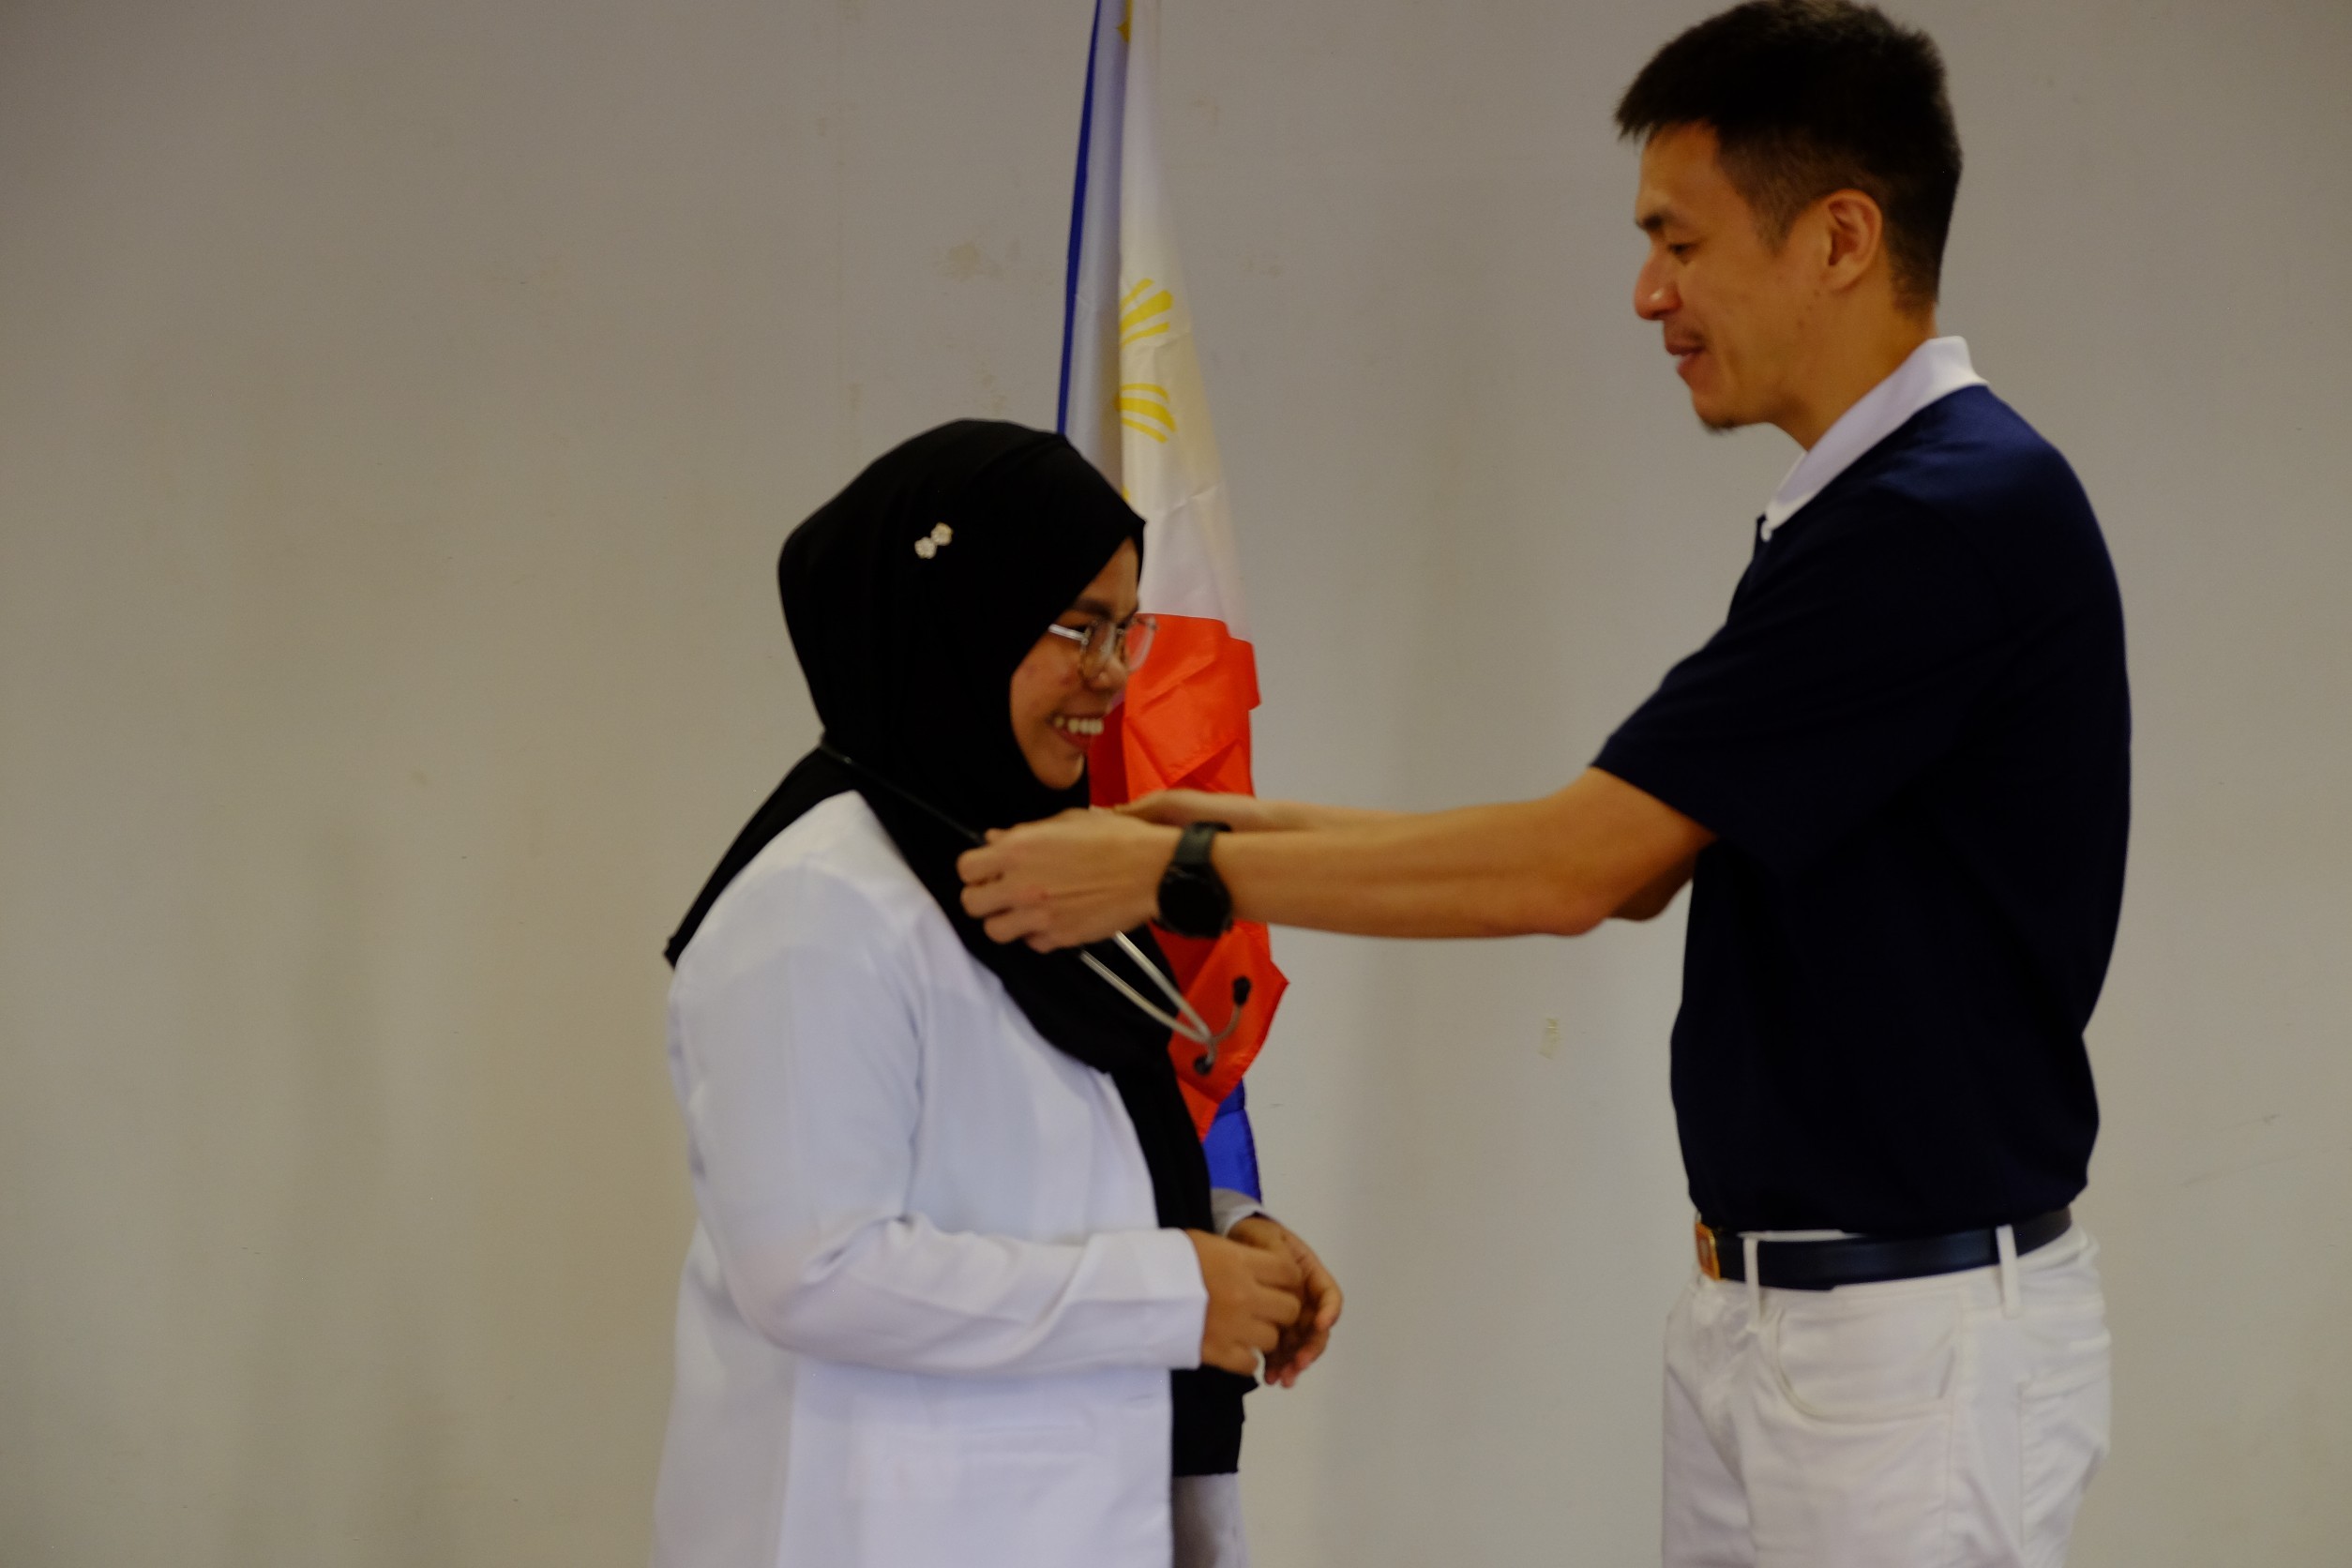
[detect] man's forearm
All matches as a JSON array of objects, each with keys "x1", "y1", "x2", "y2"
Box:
[
  {"x1": 1122, "y1": 791, "x2": 1402, "y2": 835},
  {"x1": 1213, "y1": 773, "x2": 1708, "y2": 939},
  {"x1": 1213, "y1": 798, "x2": 1614, "y2": 939},
  {"x1": 1257, "y1": 799, "x2": 1406, "y2": 834},
  {"x1": 1610, "y1": 854, "x2": 1699, "y2": 923},
  {"x1": 958, "y1": 769, "x2": 1712, "y2": 950}
]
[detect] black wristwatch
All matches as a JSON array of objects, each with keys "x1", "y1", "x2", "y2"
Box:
[{"x1": 1155, "y1": 821, "x2": 1234, "y2": 939}]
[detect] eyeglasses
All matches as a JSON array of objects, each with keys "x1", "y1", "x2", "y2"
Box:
[{"x1": 1042, "y1": 613, "x2": 1156, "y2": 676}]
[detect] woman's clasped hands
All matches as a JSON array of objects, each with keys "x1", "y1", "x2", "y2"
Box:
[{"x1": 1186, "y1": 1217, "x2": 1344, "y2": 1388}]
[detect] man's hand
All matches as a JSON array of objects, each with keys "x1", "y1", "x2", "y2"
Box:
[
  {"x1": 1188, "y1": 1229, "x2": 1305, "y2": 1376},
  {"x1": 957, "y1": 808, "x2": 1178, "y2": 951},
  {"x1": 1227, "y1": 1215, "x2": 1342, "y2": 1388}
]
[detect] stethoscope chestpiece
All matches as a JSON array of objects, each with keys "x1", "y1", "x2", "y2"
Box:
[
  {"x1": 1080, "y1": 936, "x2": 1253, "y2": 1078},
  {"x1": 1191, "y1": 976, "x2": 1252, "y2": 1077}
]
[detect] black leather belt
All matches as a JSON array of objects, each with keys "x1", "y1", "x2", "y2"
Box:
[{"x1": 1696, "y1": 1208, "x2": 2073, "y2": 1290}]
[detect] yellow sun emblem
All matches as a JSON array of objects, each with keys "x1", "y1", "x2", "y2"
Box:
[
  {"x1": 1120, "y1": 277, "x2": 1174, "y2": 348},
  {"x1": 1118, "y1": 383, "x2": 1174, "y2": 444},
  {"x1": 1117, "y1": 279, "x2": 1178, "y2": 444}
]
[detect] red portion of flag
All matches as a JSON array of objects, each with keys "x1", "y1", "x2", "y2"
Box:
[
  {"x1": 1091, "y1": 615, "x2": 1287, "y2": 1135},
  {"x1": 1162, "y1": 923, "x2": 1287, "y2": 1132}
]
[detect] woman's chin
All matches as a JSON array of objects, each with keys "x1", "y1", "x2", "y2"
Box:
[{"x1": 1021, "y1": 741, "x2": 1089, "y2": 792}]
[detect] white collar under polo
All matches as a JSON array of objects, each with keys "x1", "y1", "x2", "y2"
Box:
[{"x1": 1758, "y1": 335, "x2": 1987, "y2": 540}]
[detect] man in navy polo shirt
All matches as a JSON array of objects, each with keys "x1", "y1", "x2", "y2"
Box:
[{"x1": 961, "y1": 2, "x2": 2128, "y2": 1560}]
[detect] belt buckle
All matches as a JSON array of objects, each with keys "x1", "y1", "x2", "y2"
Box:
[{"x1": 1694, "y1": 1219, "x2": 1721, "y2": 1281}]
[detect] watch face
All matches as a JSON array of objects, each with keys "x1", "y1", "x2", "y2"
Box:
[
  {"x1": 1170, "y1": 870, "x2": 1232, "y2": 938},
  {"x1": 1160, "y1": 824, "x2": 1233, "y2": 938}
]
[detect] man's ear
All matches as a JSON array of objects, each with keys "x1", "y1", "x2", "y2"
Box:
[{"x1": 1816, "y1": 188, "x2": 1887, "y2": 293}]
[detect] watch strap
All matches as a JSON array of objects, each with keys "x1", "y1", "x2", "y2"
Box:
[
  {"x1": 1173, "y1": 820, "x2": 1230, "y2": 868},
  {"x1": 1159, "y1": 822, "x2": 1234, "y2": 939}
]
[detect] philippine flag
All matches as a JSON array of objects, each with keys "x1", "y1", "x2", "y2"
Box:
[{"x1": 1058, "y1": 0, "x2": 1284, "y2": 1187}]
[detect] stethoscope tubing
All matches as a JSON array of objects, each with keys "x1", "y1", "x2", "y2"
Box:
[{"x1": 819, "y1": 745, "x2": 1245, "y2": 1071}]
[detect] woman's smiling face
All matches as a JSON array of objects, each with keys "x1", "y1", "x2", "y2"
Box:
[{"x1": 1007, "y1": 537, "x2": 1139, "y2": 790}]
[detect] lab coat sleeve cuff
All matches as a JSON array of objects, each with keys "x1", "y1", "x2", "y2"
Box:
[
  {"x1": 1081, "y1": 1227, "x2": 1208, "y2": 1370},
  {"x1": 1210, "y1": 1188, "x2": 1270, "y2": 1236}
]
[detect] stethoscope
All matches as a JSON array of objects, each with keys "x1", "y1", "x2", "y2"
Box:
[{"x1": 821, "y1": 746, "x2": 1251, "y2": 1075}]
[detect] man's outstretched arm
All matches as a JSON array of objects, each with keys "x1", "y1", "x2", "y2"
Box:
[{"x1": 957, "y1": 767, "x2": 1712, "y2": 951}]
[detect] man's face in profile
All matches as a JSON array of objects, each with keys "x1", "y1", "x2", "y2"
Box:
[{"x1": 1632, "y1": 124, "x2": 1812, "y2": 434}]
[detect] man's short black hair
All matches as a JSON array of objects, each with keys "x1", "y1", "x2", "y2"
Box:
[{"x1": 1616, "y1": 0, "x2": 1961, "y2": 309}]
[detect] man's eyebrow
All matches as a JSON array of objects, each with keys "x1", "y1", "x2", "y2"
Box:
[
  {"x1": 1063, "y1": 595, "x2": 1119, "y2": 621},
  {"x1": 1636, "y1": 205, "x2": 1677, "y2": 234}
]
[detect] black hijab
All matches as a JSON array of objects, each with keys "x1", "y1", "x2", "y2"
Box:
[{"x1": 665, "y1": 419, "x2": 1248, "y2": 1476}]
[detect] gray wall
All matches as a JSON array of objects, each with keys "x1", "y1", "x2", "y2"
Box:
[{"x1": 2, "y1": 1, "x2": 2345, "y2": 1562}]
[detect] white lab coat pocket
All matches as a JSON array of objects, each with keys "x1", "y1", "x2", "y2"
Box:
[
  {"x1": 839, "y1": 1383, "x2": 1166, "y2": 1568},
  {"x1": 846, "y1": 1418, "x2": 965, "y2": 1504},
  {"x1": 845, "y1": 1388, "x2": 1095, "y2": 1502}
]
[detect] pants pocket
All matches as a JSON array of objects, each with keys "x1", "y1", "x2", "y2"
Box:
[
  {"x1": 2019, "y1": 1331, "x2": 2111, "y2": 1568},
  {"x1": 1769, "y1": 1287, "x2": 1963, "y2": 1424},
  {"x1": 1751, "y1": 1290, "x2": 1967, "y2": 1568}
]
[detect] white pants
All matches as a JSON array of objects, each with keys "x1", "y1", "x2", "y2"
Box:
[{"x1": 1663, "y1": 1226, "x2": 2111, "y2": 1568}]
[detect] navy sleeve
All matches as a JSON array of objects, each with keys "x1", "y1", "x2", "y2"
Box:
[{"x1": 1595, "y1": 496, "x2": 2010, "y2": 878}]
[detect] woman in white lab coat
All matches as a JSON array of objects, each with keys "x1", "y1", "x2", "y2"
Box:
[{"x1": 652, "y1": 421, "x2": 1335, "y2": 1568}]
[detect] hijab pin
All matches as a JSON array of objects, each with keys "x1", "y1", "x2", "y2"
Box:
[{"x1": 913, "y1": 521, "x2": 954, "y2": 560}]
